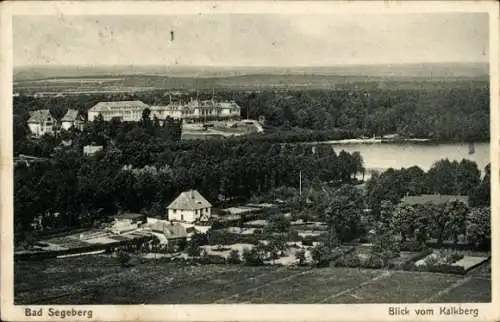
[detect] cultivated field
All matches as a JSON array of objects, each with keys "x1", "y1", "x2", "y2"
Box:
[{"x1": 15, "y1": 255, "x2": 491, "y2": 304}]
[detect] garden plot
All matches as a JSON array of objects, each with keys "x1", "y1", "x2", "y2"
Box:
[
  {"x1": 201, "y1": 243, "x2": 255, "y2": 259},
  {"x1": 452, "y1": 256, "x2": 489, "y2": 271},
  {"x1": 389, "y1": 252, "x2": 419, "y2": 265},
  {"x1": 414, "y1": 250, "x2": 462, "y2": 267}
]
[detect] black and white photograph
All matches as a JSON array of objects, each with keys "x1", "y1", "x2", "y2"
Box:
[{"x1": 1, "y1": 1, "x2": 498, "y2": 321}]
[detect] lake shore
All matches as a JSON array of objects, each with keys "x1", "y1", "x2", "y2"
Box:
[{"x1": 314, "y1": 138, "x2": 432, "y2": 145}]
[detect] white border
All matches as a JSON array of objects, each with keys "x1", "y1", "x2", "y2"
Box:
[{"x1": 1, "y1": 1, "x2": 499, "y2": 321}]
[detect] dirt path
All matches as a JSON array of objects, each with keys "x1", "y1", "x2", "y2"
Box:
[{"x1": 319, "y1": 270, "x2": 393, "y2": 303}]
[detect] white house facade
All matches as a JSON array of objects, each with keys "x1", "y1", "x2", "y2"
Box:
[
  {"x1": 88, "y1": 101, "x2": 150, "y2": 122},
  {"x1": 167, "y1": 189, "x2": 212, "y2": 223},
  {"x1": 27, "y1": 109, "x2": 56, "y2": 137}
]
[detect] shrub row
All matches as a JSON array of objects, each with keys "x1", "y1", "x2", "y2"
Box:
[
  {"x1": 389, "y1": 248, "x2": 434, "y2": 270},
  {"x1": 412, "y1": 263, "x2": 466, "y2": 275}
]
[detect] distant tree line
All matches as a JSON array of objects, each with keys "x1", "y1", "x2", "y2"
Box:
[
  {"x1": 14, "y1": 82, "x2": 489, "y2": 143},
  {"x1": 366, "y1": 159, "x2": 491, "y2": 212}
]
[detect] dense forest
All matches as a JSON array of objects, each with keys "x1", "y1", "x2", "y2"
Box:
[
  {"x1": 14, "y1": 116, "x2": 365, "y2": 241},
  {"x1": 14, "y1": 81, "x2": 489, "y2": 143}
]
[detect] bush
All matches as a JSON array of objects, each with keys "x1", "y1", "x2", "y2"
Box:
[
  {"x1": 242, "y1": 247, "x2": 265, "y2": 266},
  {"x1": 301, "y1": 236, "x2": 315, "y2": 246},
  {"x1": 397, "y1": 248, "x2": 433, "y2": 270},
  {"x1": 400, "y1": 240, "x2": 425, "y2": 252},
  {"x1": 295, "y1": 249, "x2": 306, "y2": 266},
  {"x1": 364, "y1": 255, "x2": 384, "y2": 269},
  {"x1": 311, "y1": 244, "x2": 331, "y2": 267},
  {"x1": 227, "y1": 249, "x2": 241, "y2": 264},
  {"x1": 415, "y1": 263, "x2": 466, "y2": 275},
  {"x1": 199, "y1": 254, "x2": 227, "y2": 265},
  {"x1": 117, "y1": 250, "x2": 131, "y2": 268},
  {"x1": 341, "y1": 253, "x2": 362, "y2": 268}
]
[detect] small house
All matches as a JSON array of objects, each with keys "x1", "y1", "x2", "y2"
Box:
[
  {"x1": 61, "y1": 109, "x2": 85, "y2": 131},
  {"x1": 27, "y1": 109, "x2": 56, "y2": 137},
  {"x1": 147, "y1": 220, "x2": 188, "y2": 248},
  {"x1": 167, "y1": 189, "x2": 212, "y2": 223},
  {"x1": 83, "y1": 145, "x2": 103, "y2": 156}
]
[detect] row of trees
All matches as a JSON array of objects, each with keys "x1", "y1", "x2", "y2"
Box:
[
  {"x1": 14, "y1": 82, "x2": 489, "y2": 142},
  {"x1": 366, "y1": 159, "x2": 491, "y2": 210}
]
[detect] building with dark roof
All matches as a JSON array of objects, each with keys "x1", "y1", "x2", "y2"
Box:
[
  {"x1": 27, "y1": 109, "x2": 56, "y2": 137},
  {"x1": 61, "y1": 109, "x2": 85, "y2": 131},
  {"x1": 167, "y1": 189, "x2": 212, "y2": 223},
  {"x1": 401, "y1": 194, "x2": 469, "y2": 206}
]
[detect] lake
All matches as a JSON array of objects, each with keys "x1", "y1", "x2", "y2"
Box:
[{"x1": 324, "y1": 142, "x2": 490, "y2": 174}]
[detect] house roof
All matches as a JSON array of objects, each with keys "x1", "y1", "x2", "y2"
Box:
[
  {"x1": 150, "y1": 222, "x2": 188, "y2": 239},
  {"x1": 401, "y1": 194, "x2": 469, "y2": 206},
  {"x1": 168, "y1": 189, "x2": 212, "y2": 210},
  {"x1": 27, "y1": 109, "x2": 53, "y2": 124},
  {"x1": 114, "y1": 213, "x2": 146, "y2": 221},
  {"x1": 61, "y1": 109, "x2": 81, "y2": 122},
  {"x1": 89, "y1": 101, "x2": 150, "y2": 112}
]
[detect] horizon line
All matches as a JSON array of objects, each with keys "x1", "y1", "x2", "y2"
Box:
[{"x1": 13, "y1": 61, "x2": 489, "y2": 69}]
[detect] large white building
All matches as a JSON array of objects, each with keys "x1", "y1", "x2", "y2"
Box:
[
  {"x1": 88, "y1": 99, "x2": 241, "y2": 123},
  {"x1": 87, "y1": 100, "x2": 151, "y2": 122},
  {"x1": 151, "y1": 100, "x2": 241, "y2": 122},
  {"x1": 167, "y1": 189, "x2": 212, "y2": 224},
  {"x1": 27, "y1": 109, "x2": 56, "y2": 137}
]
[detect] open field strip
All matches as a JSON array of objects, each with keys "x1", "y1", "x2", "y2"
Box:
[
  {"x1": 212, "y1": 268, "x2": 315, "y2": 304},
  {"x1": 421, "y1": 277, "x2": 473, "y2": 303},
  {"x1": 319, "y1": 270, "x2": 393, "y2": 304},
  {"x1": 220, "y1": 268, "x2": 384, "y2": 304},
  {"x1": 190, "y1": 267, "x2": 288, "y2": 300},
  {"x1": 147, "y1": 266, "x2": 285, "y2": 304},
  {"x1": 15, "y1": 262, "x2": 242, "y2": 304},
  {"x1": 215, "y1": 268, "x2": 379, "y2": 304},
  {"x1": 429, "y1": 277, "x2": 492, "y2": 303},
  {"x1": 15, "y1": 257, "x2": 492, "y2": 304},
  {"x1": 332, "y1": 271, "x2": 463, "y2": 304}
]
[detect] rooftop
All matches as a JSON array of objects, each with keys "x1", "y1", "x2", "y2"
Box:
[
  {"x1": 168, "y1": 189, "x2": 212, "y2": 210},
  {"x1": 61, "y1": 109, "x2": 81, "y2": 122},
  {"x1": 27, "y1": 109, "x2": 53, "y2": 123},
  {"x1": 114, "y1": 213, "x2": 146, "y2": 221},
  {"x1": 149, "y1": 221, "x2": 188, "y2": 239},
  {"x1": 89, "y1": 101, "x2": 150, "y2": 112},
  {"x1": 401, "y1": 194, "x2": 469, "y2": 206}
]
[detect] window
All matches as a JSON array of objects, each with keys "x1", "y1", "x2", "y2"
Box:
[
  {"x1": 195, "y1": 209, "x2": 198, "y2": 215},
  {"x1": 173, "y1": 209, "x2": 177, "y2": 214},
  {"x1": 181, "y1": 214, "x2": 184, "y2": 221}
]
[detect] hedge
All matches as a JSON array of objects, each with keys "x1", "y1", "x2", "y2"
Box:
[
  {"x1": 389, "y1": 248, "x2": 434, "y2": 270},
  {"x1": 198, "y1": 254, "x2": 227, "y2": 265},
  {"x1": 400, "y1": 240, "x2": 426, "y2": 252},
  {"x1": 413, "y1": 263, "x2": 466, "y2": 275}
]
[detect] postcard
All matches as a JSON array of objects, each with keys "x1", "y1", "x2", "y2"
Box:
[{"x1": 1, "y1": 1, "x2": 499, "y2": 321}]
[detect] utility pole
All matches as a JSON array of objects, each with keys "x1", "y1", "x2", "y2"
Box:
[{"x1": 299, "y1": 170, "x2": 302, "y2": 197}]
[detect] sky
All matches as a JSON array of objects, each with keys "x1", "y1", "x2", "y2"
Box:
[{"x1": 13, "y1": 13, "x2": 489, "y2": 67}]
